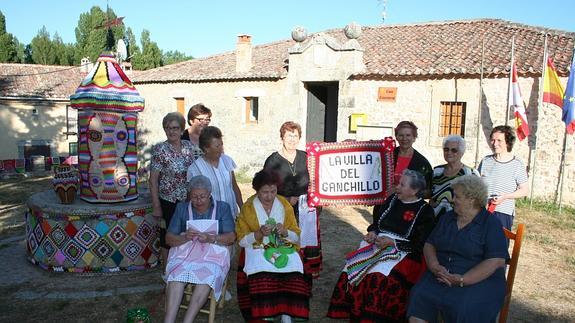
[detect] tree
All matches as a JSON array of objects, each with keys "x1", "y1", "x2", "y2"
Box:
[
  {"x1": 30, "y1": 26, "x2": 56, "y2": 65},
  {"x1": 0, "y1": 10, "x2": 20, "y2": 63},
  {"x1": 74, "y1": 6, "x2": 125, "y2": 63},
  {"x1": 132, "y1": 29, "x2": 162, "y2": 70},
  {"x1": 52, "y1": 33, "x2": 74, "y2": 65},
  {"x1": 125, "y1": 27, "x2": 140, "y2": 59},
  {"x1": 162, "y1": 50, "x2": 193, "y2": 65}
]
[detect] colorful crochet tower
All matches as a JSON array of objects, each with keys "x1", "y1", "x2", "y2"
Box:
[{"x1": 70, "y1": 53, "x2": 145, "y2": 203}]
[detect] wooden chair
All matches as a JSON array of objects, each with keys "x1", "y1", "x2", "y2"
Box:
[
  {"x1": 499, "y1": 223, "x2": 525, "y2": 323},
  {"x1": 179, "y1": 278, "x2": 228, "y2": 323}
]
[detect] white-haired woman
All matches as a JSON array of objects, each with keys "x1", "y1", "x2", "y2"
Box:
[
  {"x1": 430, "y1": 135, "x2": 479, "y2": 219},
  {"x1": 407, "y1": 175, "x2": 508, "y2": 323},
  {"x1": 164, "y1": 175, "x2": 236, "y2": 323},
  {"x1": 327, "y1": 170, "x2": 435, "y2": 322}
]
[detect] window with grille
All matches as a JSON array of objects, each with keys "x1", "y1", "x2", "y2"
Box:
[
  {"x1": 245, "y1": 97, "x2": 259, "y2": 124},
  {"x1": 439, "y1": 101, "x2": 466, "y2": 137},
  {"x1": 64, "y1": 105, "x2": 78, "y2": 138}
]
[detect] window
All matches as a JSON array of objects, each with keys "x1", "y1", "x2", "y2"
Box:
[
  {"x1": 439, "y1": 101, "x2": 466, "y2": 137},
  {"x1": 175, "y1": 97, "x2": 185, "y2": 115},
  {"x1": 65, "y1": 105, "x2": 78, "y2": 138},
  {"x1": 69, "y1": 142, "x2": 78, "y2": 156},
  {"x1": 245, "y1": 97, "x2": 259, "y2": 124}
]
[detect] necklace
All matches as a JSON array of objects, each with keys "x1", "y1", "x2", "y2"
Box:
[{"x1": 287, "y1": 161, "x2": 297, "y2": 176}]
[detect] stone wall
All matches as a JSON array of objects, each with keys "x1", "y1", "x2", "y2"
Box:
[
  {"x1": 135, "y1": 73, "x2": 574, "y2": 206},
  {"x1": 136, "y1": 79, "x2": 301, "y2": 173}
]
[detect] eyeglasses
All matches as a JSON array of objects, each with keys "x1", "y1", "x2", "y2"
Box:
[
  {"x1": 190, "y1": 194, "x2": 210, "y2": 201},
  {"x1": 195, "y1": 117, "x2": 211, "y2": 123},
  {"x1": 165, "y1": 126, "x2": 181, "y2": 132},
  {"x1": 284, "y1": 134, "x2": 300, "y2": 140},
  {"x1": 443, "y1": 147, "x2": 459, "y2": 154}
]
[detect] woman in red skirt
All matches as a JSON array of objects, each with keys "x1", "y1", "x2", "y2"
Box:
[
  {"x1": 236, "y1": 169, "x2": 311, "y2": 323},
  {"x1": 327, "y1": 170, "x2": 435, "y2": 322}
]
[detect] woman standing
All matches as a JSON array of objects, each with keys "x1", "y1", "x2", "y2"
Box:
[
  {"x1": 327, "y1": 170, "x2": 435, "y2": 322},
  {"x1": 187, "y1": 126, "x2": 243, "y2": 218},
  {"x1": 478, "y1": 125, "x2": 529, "y2": 229},
  {"x1": 181, "y1": 103, "x2": 212, "y2": 160},
  {"x1": 430, "y1": 135, "x2": 479, "y2": 219},
  {"x1": 407, "y1": 175, "x2": 508, "y2": 322},
  {"x1": 236, "y1": 169, "x2": 310, "y2": 323},
  {"x1": 149, "y1": 112, "x2": 196, "y2": 271},
  {"x1": 263, "y1": 121, "x2": 322, "y2": 277},
  {"x1": 392, "y1": 121, "x2": 433, "y2": 198}
]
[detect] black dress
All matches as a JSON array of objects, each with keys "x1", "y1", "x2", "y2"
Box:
[{"x1": 327, "y1": 194, "x2": 435, "y2": 322}]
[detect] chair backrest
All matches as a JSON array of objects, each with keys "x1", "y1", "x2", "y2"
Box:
[{"x1": 498, "y1": 223, "x2": 525, "y2": 323}]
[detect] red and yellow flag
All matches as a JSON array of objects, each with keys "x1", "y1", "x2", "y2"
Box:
[
  {"x1": 543, "y1": 57, "x2": 565, "y2": 108},
  {"x1": 509, "y1": 63, "x2": 529, "y2": 140}
]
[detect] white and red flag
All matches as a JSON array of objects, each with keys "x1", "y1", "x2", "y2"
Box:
[{"x1": 509, "y1": 63, "x2": 530, "y2": 140}]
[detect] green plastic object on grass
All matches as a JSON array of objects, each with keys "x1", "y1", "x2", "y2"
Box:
[{"x1": 126, "y1": 308, "x2": 150, "y2": 323}]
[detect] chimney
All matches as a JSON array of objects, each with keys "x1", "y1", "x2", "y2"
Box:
[
  {"x1": 80, "y1": 57, "x2": 93, "y2": 73},
  {"x1": 236, "y1": 34, "x2": 252, "y2": 73}
]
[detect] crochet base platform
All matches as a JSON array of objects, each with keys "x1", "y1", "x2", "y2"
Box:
[{"x1": 25, "y1": 189, "x2": 158, "y2": 273}]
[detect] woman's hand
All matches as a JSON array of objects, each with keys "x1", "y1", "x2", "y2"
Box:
[
  {"x1": 364, "y1": 231, "x2": 378, "y2": 244},
  {"x1": 374, "y1": 236, "x2": 395, "y2": 249},
  {"x1": 196, "y1": 233, "x2": 214, "y2": 244},
  {"x1": 184, "y1": 229, "x2": 199, "y2": 241},
  {"x1": 274, "y1": 223, "x2": 288, "y2": 237},
  {"x1": 288, "y1": 196, "x2": 299, "y2": 206},
  {"x1": 428, "y1": 262, "x2": 449, "y2": 277},
  {"x1": 260, "y1": 224, "x2": 273, "y2": 237},
  {"x1": 436, "y1": 271, "x2": 464, "y2": 287}
]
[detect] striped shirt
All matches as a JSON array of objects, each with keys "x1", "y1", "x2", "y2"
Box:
[
  {"x1": 478, "y1": 155, "x2": 528, "y2": 216},
  {"x1": 431, "y1": 164, "x2": 479, "y2": 217},
  {"x1": 187, "y1": 154, "x2": 239, "y2": 218}
]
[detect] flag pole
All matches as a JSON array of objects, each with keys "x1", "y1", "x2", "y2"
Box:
[
  {"x1": 506, "y1": 36, "x2": 515, "y2": 125},
  {"x1": 557, "y1": 129, "x2": 568, "y2": 214},
  {"x1": 529, "y1": 34, "x2": 548, "y2": 209},
  {"x1": 556, "y1": 44, "x2": 575, "y2": 214},
  {"x1": 474, "y1": 38, "x2": 485, "y2": 168}
]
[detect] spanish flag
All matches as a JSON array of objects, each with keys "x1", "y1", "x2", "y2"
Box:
[{"x1": 543, "y1": 57, "x2": 564, "y2": 108}]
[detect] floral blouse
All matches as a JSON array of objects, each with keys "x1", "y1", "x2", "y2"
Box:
[{"x1": 150, "y1": 140, "x2": 196, "y2": 203}]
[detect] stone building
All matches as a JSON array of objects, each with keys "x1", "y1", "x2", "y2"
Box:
[
  {"x1": 0, "y1": 63, "x2": 86, "y2": 160},
  {"x1": 133, "y1": 19, "x2": 575, "y2": 205},
  {"x1": 1, "y1": 19, "x2": 574, "y2": 205}
]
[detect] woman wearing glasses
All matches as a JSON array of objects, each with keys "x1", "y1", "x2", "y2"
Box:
[
  {"x1": 430, "y1": 135, "x2": 479, "y2": 219},
  {"x1": 149, "y1": 112, "x2": 197, "y2": 272},
  {"x1": 182, "y1": 103, "x2": 212, "y2": 160},
  {"x1": 164, "y1": 175, "x2": 236, "y2": 323}
]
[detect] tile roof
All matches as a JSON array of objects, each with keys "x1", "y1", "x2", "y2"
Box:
[
  {"x1": 0, "y1": 64, "x2": 85, "y2": 99},
  {"x1": 133, "y1": 18, "x2": 575, "y2": 84}
]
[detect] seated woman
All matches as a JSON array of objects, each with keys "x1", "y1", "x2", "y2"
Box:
[
  {"x1": 407, "y1": 175, "x2": 508, "y2": 323},
  {"x1": 327, "y1": 170, "x2": 435, "y2": 322},
  {"x1": 164, "y1": 175, "x2": 236, "y2": 323},
  {"x1": 236, "y1": 169, "x2": 310, "y2": 323},
  {"x1": 430, "y1": 135, "x2": 479, "y2": 219}
]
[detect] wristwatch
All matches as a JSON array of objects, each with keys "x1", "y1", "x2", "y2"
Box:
[{"x1": 459, "y1": 276, "x2": 464, "y2": 288}]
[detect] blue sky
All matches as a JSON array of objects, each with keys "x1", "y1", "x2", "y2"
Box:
[{"x1": 3, "y1": 0, "x2": 574, "y2": 59}]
